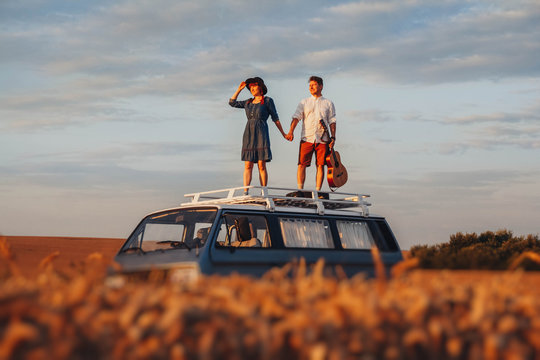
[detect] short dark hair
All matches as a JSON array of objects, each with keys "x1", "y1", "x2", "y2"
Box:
[{"x1": 309, "y1": 76, "x2": 323, "y2": 86}]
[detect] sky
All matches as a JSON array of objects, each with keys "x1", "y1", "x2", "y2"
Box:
[{"x1": 1, "y1": 0, "x2": 539, "y2": 249}]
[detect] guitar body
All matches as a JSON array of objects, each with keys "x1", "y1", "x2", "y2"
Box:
[
  {"x1": 318, "y1": 118, "x2": 348, "y2": 188},
  {"x1": 326, "y1": 149, "x2": 348, "y2": 188}
]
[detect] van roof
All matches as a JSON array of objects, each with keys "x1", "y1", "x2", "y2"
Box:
[{"x1": 180, "y1": 186, "x2": 371, "y2": 217}]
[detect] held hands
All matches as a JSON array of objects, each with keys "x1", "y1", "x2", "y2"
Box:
[
  {"x1": 275, "y1": 120, "x2": 292, "y2": 142},
  {"x1": 282, "y1": 132, "x2": 293, "y2": 142},
  {"x1": 286, "y1": 119, "x2": 299, "y2": 142},
  {"x1": 285, "y1": 132, "x2": 294, "y2": 142}
]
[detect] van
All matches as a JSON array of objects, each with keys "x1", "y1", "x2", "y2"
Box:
[{"x1": 114, "y1": 186, "x2": 402, "y2": 278}]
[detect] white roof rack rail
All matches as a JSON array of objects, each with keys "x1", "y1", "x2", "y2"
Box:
[{"x1": 182, "y1": 186, "x2": 371, "y2": 216}]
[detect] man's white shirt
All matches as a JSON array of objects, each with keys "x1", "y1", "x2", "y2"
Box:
[{"x1": 292, "y1": 96, "x2": 336, "y2": 143}]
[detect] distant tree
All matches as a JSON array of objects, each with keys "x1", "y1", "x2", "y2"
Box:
[{"x1": 409, "y1": 229, "x2": 540, "y2": 270}]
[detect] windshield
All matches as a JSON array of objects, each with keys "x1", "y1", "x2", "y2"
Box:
[{"x1": 121, "y1": 208, "x2": 217, "y2": 253}]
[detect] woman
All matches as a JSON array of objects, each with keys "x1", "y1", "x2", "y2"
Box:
[{"x1": 229, "y1": 77, "x2": 287, "y2": 191}]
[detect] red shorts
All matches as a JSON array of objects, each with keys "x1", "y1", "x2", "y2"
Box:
[{"x1": 298, "y1": 141, "x2": 328, "y2": 167}]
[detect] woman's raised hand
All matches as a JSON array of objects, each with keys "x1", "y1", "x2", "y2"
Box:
[{"x1": 231, "y1": 82, "x2": 247, "y2": 100}]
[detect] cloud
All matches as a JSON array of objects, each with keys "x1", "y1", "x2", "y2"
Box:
[
  {"x1": 319, "y1": 1, "x2": 540, "y2": 82},
  {"x1": 16, "y1": 140, "x2": 236, "y2": 168},
  {"x1": 328, "y1": 1, "x2": 402, "y2": 15},
  {"x1": 440, "y1": 136, "x2": 540, "y2": 154},
  {"x1": 2, "y1": 0, "x2": 539, "y2": 134},
  {"x1": 360, "y1": 167, "x2": 540, "y2": 218},
  {"x1": 4, "y1": 0, "x2": 539, "y2": 88},
  {"x1": 419, "y1": 169, "x2": 527, "y2": 189},
  {"x1": 443, "y1": 99, "x2": 540, "y2": 125},
  {"x1": 0, "y1": 141, "x2": 238, "y2": 191},
  {"x1": 343, "y1": 109, "x2": 397, "y2": 123},
  {"x1": 433, "y1": 99, "x2": 540, "y2": 152},
  {"x1": 444, "y1": 112, "x2": 535, "y2": 125}
]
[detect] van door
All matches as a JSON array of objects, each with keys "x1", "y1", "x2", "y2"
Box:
[{"x1": 208, "y1": 212, "x2": 291, "y2": 276}]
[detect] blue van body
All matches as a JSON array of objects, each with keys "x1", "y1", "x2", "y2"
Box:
[{"x1": 114, "y1": 187, "x2": 403, "y2": 278}]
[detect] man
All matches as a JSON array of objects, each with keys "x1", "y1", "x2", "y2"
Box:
[{"x1": 286, "y1": 76, "x2": 336, "y2": 191}]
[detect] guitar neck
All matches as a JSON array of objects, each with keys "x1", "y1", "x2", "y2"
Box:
[
  {"x1": 331, "y1": 148, "x2": 339, "y2": 165},
  {"x1": 319, "y1": 119, "x2": 332, "y2": 139}
]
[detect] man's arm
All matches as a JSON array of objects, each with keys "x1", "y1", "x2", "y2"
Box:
[
  {"x1": 286, "y1": 118, "x2": 300, "y2": 141},
  {"x1": 329, "y1": 122, "x2": 336, "y2": 148}
]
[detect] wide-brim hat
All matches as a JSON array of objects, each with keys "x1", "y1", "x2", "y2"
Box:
[{"x1": 245, "y1": 77, "x2": 267, "y2": 95}]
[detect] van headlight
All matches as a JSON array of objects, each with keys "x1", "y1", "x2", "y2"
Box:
[{"x1": 168, "y1": 263, "x2": 201, "y2": 285}]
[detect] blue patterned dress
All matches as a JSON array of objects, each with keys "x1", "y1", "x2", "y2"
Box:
[{"x1": 229, "y1": 96, "x2": 279, "y2": 162}]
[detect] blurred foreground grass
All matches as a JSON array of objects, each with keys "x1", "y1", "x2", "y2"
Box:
[{"x1": 1, "y1": 236, "x2": 539, "y2": 360}]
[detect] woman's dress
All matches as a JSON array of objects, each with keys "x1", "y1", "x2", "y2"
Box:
[{"x1": 229, "y1": 96, "x2": 279, "y2": 162}]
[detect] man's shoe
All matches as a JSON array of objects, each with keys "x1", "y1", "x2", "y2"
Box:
[{"x1": 317, "y1": 192, "x2": 329, "y2": 200}]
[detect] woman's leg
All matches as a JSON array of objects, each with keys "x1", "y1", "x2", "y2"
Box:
[
  {"x1": 257, "y1": 160, "x2": 268, "y2": 186},
  {"x1": 244, "y1": 161, "x2": 254, "y2": 188}
]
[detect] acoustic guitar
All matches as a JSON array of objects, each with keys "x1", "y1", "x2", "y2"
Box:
[{"x1": 319, "y1": 120, "x2": 348, "y2": 189}]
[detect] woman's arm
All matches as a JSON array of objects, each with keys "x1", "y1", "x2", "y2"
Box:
[
  {"x1": 230, "y1": 82, "x2": 246, "y2": 101},
  {"x1": 274, "y1": 120, "x2": 288, "y2": 139},
  {"x1": 229, "y1": 82, "x2": 248, "y2": 108},
  {"x1": 265, "y1": 97, "x2": 287, "y2": 140}
]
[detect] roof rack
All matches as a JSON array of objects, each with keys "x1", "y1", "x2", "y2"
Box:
[{"x1": 182, "y1": 186, "x2": 371, "y2": 216}]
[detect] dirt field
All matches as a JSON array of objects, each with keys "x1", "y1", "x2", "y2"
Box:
[
  {"x1": 1, "y1": 236, "x2": 124, "y2": 277},
  {"x1": 0, "y1": 237, "x2": 406, "y2": 277}
]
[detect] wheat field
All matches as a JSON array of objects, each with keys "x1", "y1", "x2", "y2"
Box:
[{"x1": 1, "y1": 236, "x2": 539, "y2": 360}]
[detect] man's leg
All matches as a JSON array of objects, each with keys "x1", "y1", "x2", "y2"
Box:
[
  {"x1": 257, "y1": 160, "x2": 268, "y2": 186},
  {"x1": 297, "y1": 141, "x2": 312, "y2": 189},
  {"x1": 297, "y1": 164, "x2": 306, "y2": 189},
  {"x1": 314, "y1": 143, "x2": 329, "y2": 191},
  {"x1": 315, "y1": 165, "x2": 325, "y2": 191}
]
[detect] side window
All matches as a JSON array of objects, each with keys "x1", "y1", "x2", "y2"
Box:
[
  {"x1": 216, "y1": 214, "x2": 270, "y2": 248},
  {"x1": 216, "y1": 221, "x2": 228, "y2": 246},
  {"x1": 279, "y1": 218, "x2": 334, "y2": 248},
  {"x1": 374, "y1": 220, "x2": 399, "y2": 251},
  {"x1": 336, "y1": 220, "x2": 375, "y2": 249}
]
